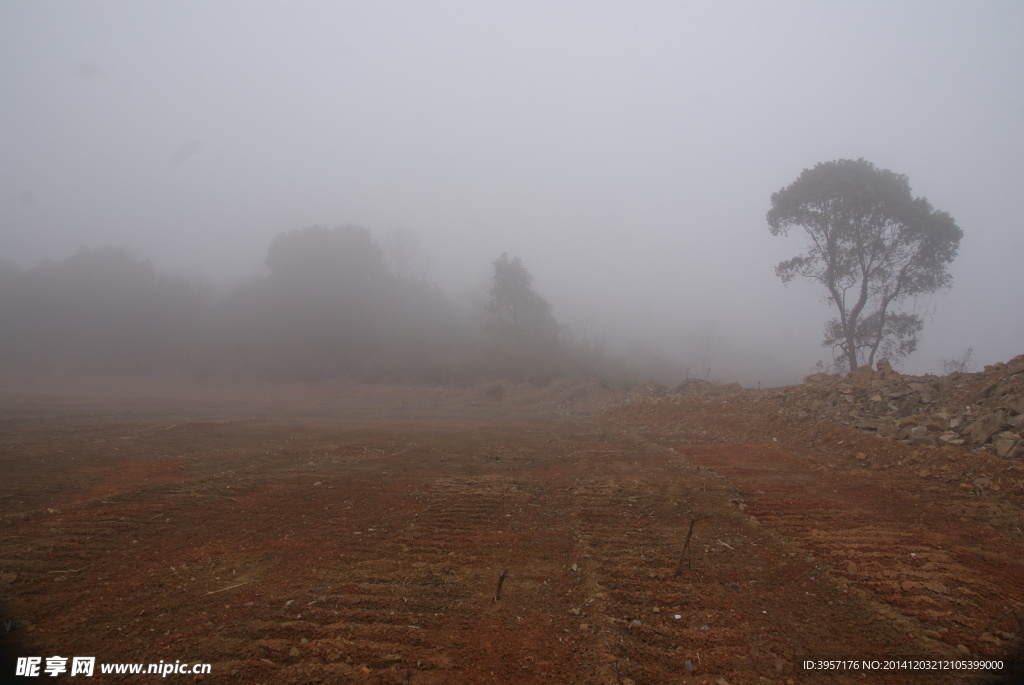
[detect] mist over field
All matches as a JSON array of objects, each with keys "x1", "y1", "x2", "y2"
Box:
[{"x1": 2, "y1": 2, "x2": 1022, "y2": 387}]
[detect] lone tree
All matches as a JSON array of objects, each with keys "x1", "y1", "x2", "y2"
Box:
[
  {"x1": 486, "y1": 254, "x2": 561, "y2": 381},
  {"x1": 767, "y1": 159, "x2": 962, "y2": 373}
]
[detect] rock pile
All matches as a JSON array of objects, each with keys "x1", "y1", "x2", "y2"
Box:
[{"x1": 773, "y1": 355, "x2": 1024, "y2": 458}]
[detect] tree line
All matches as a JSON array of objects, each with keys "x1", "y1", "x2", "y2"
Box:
[
  {"x1": 1, "y1": 158, "x2": 966, "y2": 383},
  {"x1": 0, "y1": 225, "x2": 640, "y2": 385}
]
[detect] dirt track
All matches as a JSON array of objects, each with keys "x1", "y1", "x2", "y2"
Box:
[{"x1": 1, "y1": 380, "x2": 1022, "y2": 683}]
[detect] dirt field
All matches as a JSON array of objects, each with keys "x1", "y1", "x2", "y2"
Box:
[{"x1": 1, "y1": 378, "x2": 1022, "y2": 684}]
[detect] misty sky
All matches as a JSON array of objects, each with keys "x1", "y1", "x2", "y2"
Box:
[{"x1": 2, "y1": 1, "x2": 1022, "y2": 385}]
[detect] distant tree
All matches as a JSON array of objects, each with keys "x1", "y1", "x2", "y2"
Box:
[
  {"x1": 486, "y1": 254, "x2": 558, "y2": 347},
  {"x1": 485, "y1": 254, "x2": 560, "y2": 381},
  {"x1": 254, "y1": 225, "x2": 392, "y2": 377},
  {"x1": 941, "y1": 346, "x2": 974, "y2": 375},
  {"x1": 265, "y1": 224, "x2": 387, "y2": 286},
  {"x1": 382, "y1": 226, "x2": 431, "y2": 282},
  {"x1": 767, "y1": 159, "x2": 962, "y2": 373},
  {"x1": 0, "y1": 247, "x2": 211, "y2": 374},
  {"x1": 228, "y1": 224, "x2": 459, "y2": 382}
]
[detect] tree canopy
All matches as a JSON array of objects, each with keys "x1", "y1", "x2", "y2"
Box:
[
  {"x1": 767, "y1": 158, "x2": 962, "y2": 373},
  {"x1": 486, "y1": 254, "x2": 561, "y2": 382},
  {"x1": 0, "y1": 231, "x2": 643, "y2": 385}
]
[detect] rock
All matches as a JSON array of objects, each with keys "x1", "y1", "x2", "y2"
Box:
[
  {"x1": 994, "y1": 437, "x2": 1021, "y2": 458},
  {"x1": 876, "y1": 358, "x2": 896, "y2": 377},
  {"x1": 848, "y1": 364, "x2": 874, "y2": 385},
  {"x1": 908, "y1": 426, "x2": 936, "y2": 445},
  {"x1": 855, "y1": 452, "x2": 867, "y2": 461},
  {"x1": 846, "y1": 562, "x2": 858, "y2": 574},
  {"x1": 968, "y1": 416, "x2": 1010, "y2": 444},
  {"x1": 877, "y1": 423, "x2": 898, "y2": 438}
]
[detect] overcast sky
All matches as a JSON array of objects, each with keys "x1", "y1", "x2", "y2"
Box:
[{"x1": 2, "y1": 1, "x2": 1021, "y2": 385}]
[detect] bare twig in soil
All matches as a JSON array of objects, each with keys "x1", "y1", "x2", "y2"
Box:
[
  {"x1": 674, "y1": 515, "x2": 708, "y2": 577},
  {"x1": 494, "y1": 568, "x2": 510, "y2": 601},
  {"x1": 207, "y1": 581, "x2": 251, "y2": 595},
  {"x1": 611, "y1": 658, "x2": 622, "y2": 685},
  {"x1": 981, "y1": 607, "x2": 1024, "y2": 635},
  {"x1": 48, "y1": 568, "x2": 86, "y2": 574}
]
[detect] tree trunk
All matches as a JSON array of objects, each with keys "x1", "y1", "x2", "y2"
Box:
[{"x1": 843, "y1": 326, "x2": 859, "y2": 373}]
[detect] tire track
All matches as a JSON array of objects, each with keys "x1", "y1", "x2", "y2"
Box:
[{"x1": 686, "y1": 443, "x2": 1024, "y2": 664}]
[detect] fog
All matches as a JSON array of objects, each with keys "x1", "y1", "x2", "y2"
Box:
[{"x1": 2, "y1": 1, "x2": 1022, "y2": 386}]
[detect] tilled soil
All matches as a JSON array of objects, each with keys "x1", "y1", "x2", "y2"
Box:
[{"x1": 1, "y1": 380, "x2": 1022, "y2": 684}]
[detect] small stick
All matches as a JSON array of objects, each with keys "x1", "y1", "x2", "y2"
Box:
[
  {"x1": 717, "y1": 539, "x2": 734, "y2": 550},
  {"x1": 494, "y1": 568, "x2": 510, "y2": 601},
  {"x1": 49, "y1": 568, "x2": 85, "y2": 574},
  {"x1": 207, "y1": 581, "x2": 251, "y2": 595},
  {"x1": 674, "y1": 515, "x2": 708, "y2": 577}
]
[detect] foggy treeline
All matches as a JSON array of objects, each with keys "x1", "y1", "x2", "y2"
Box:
[{"x1": 0, "y1": 225, "x2": 672, "y2": 386}]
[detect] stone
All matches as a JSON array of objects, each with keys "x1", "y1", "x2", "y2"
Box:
[
  {"x1": 968, "y1": 416, "x2": 1010, "y2": 444},
  {"x1": 848, "y1": 364, "x2": 874, "y2": 385},
  {"x1": 876, "y1": 423, "x2": 898, "y2": 438},
  {"x1": 908, "y1": 426, "x2": 936, "y2": 445},
  {"x1": 994, "y1": 438, "x2": 1020, "y2": 458}
]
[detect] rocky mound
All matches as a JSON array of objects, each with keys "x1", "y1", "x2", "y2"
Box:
[
  {"x1": 618, "y1": 354, "x2": 1024, "y2": 459},
  {"x1": 773, "y1": 355, "x2": 1024, "y2": 458}
]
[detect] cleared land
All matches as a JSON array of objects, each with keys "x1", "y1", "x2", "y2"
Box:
[{"x1": 1, "y1": 379, "x2": 1022, "y2": 684}]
